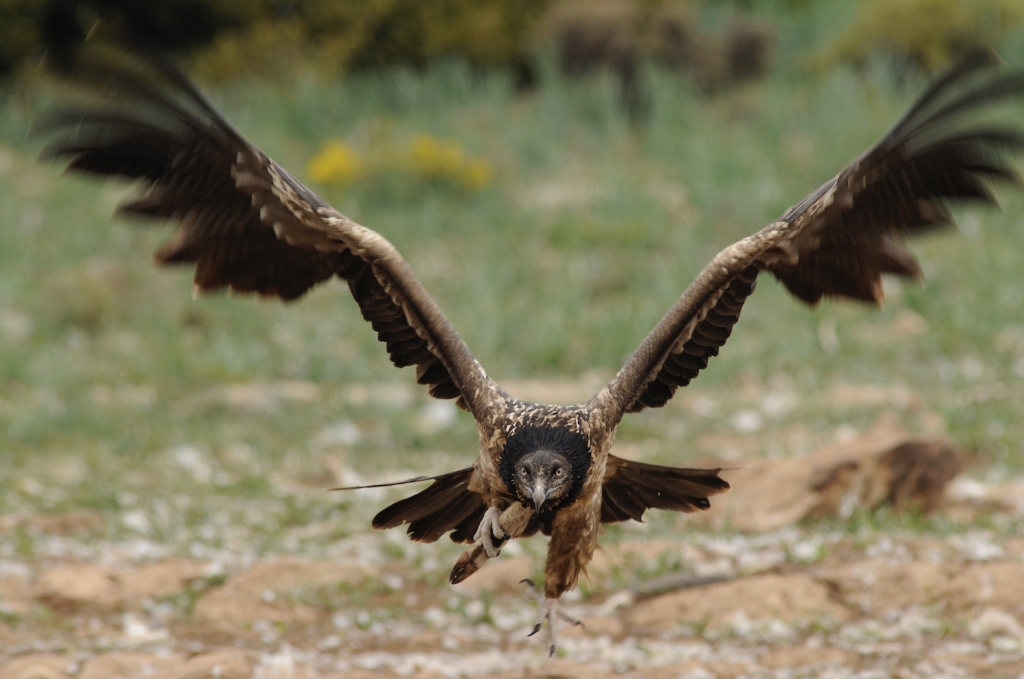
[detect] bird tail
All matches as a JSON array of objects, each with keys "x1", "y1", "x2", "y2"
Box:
[
  {"x1": 600, "y1": 455, "x2": 730, "y2": 523},
  {"x1": 367, "y1": 467, "x2": 488, "y2": 544}
]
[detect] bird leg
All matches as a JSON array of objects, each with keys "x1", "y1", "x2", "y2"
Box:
[
  {"x1": 451, "y1": 504, "x2": 534, "y2": 585},
  {"x1": 521, "y1": 579, "x2": 584, "y2": 657},
  {"x1": 450, "y1": 506, "x2": 509, "y2": 584},
  {"x1": 473, "y1": 505, "x2": 507, "y2": 558}
]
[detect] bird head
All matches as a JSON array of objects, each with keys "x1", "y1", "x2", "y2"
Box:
[
  {"x1": 514, "y1": 449, "x2": 572, "y2": 513},
  {"x1": 499, "y1": 426, "x2": 591, "y2": 514}
]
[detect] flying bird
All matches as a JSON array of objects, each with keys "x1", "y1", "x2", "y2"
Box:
[{"x1": 37, "y1": 37, "x2": 1024, "y2": 654}]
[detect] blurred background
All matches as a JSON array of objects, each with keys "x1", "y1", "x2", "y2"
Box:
[{"x1": 2, "y1": 1, "x2": 1024, "y2": 677}]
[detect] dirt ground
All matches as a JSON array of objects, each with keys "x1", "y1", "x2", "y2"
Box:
[
  {"x1": 4, "y1": 426, "x2": 1024, "y2": 679},
  {"x1": 3, "y1": 525, "x2": 1024, "y2": 678}
]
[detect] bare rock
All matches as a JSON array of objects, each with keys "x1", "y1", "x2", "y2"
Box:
[
  {"x1": 706, "y1": 416, "x2": 962, "y2": 532},
  {"x1": 36, "y1": 560, "x2": 209, "y2": 613},
  {"x1": 0, "y1": 655, "x2": 70, "y2": 679},
  {"x1": 626, "y1": 572, "x2": 849, "y2": 630},
  {"x1": 193, "y1": 557, "x2": 372, "y2": 628},
  {"x1": 36, "y1": 564, "x2": 122, "y2": 613},
  {"x1": 79, "y1": 653, "x2": 184, "y2": 679},
  {"x1": 120, "y1": 559, "x2": 209, "y2": 602}
]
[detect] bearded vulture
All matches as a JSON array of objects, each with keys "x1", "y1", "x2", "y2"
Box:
[{"x1": 38, "y1": 35, "x2": 1024, "y2": 654}]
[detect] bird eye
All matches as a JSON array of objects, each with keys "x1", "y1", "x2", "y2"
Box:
[
  {"x1": 554, "y1": 467, "x2": 564, "y2": 478},
  {"x1": 520, "y1": 468, "x2": 529, "y2": 478}
]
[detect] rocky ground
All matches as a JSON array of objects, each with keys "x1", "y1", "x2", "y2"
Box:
[
  {"x1": 3, "y1": 431, "x2": 1024, "y2": 679},
  {"x1": 3, "y1": 520, "x2": 1024, "y2": 678}
]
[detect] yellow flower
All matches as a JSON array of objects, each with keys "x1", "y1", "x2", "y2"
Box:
[
  {"x1": 307, "y1": 140, "x2": 363, "y2": 186},
  {"x1": 405, "y1": 133, "x2": 493, "y2": 191},
  {"x1": 461, "y1": 159, "x2": 494, "y2": 190},
  {"x1": 409, "y1": 133, "x2": 466, "y2": 179}
]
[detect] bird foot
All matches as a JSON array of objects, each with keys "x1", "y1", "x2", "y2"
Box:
[
  {"x1": 521, "y1": 579, "x2": 584, "y2": 657},
  {"x1": 450, "y1": 507, "x2": 509, "y2": 584},
  {"x1": 473, "y1": 506, "x2": 507, "y2": 558}
]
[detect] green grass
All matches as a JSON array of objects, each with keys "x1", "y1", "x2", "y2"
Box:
[{"x1": 1, "y1": 41, "x2": 1023, "y2": 546}]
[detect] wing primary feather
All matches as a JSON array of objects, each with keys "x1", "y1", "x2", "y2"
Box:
[
  {"x1": 371, "y1": 468, "x2": 485, "y2": 544},
  {"x1": 887, "y1": 48, "x2": 1003, "y2": 136},
  {"x1": 601, "y1": 456, "x2": 729, "y2": 524},
  {"x1": 910, "y1": 71, "x2": 1024, "y2": 137}
]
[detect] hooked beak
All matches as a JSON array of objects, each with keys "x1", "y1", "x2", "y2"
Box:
[{"x1": 531, "y1": 482, "x2": 550, "y2": 512}]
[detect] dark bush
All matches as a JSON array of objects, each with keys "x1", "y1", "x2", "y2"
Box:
[
  {"x1": 540, "y1": 0, "x2": 649, "y2": 124},
  {"x1": 724, "y1": 16, "x2": 774, "y2": 82},
  {"x1": 0, "y1": 0, "x2": 550, "y2": 80},
  {"x1": 646, "y1": 4, "x2": 697, "y2": 71},
  {"x1": 542, "y1": 0, "x2": 775, "y2": 102},
  {"x1": 0, "y1": 0, "x2": 50, "y2": 75}
]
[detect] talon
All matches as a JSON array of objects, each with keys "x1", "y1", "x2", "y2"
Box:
[
  {"x1": 474, "y1": 507, "x2": 506, "y2": 559},
  {"x1": 520, "y1": 579, "x2": 534, "y2": 587},
  {"x1": 522, "y1": 587, "x2": 579, "y2": 656},
  {"x1": 556, "y1": 609, "x2": 583, "y2": 627}
]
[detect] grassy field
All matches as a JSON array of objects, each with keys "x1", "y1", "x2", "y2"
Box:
[{"x1": 1, "y1": 11, "x2": 1024, "y2": 678}]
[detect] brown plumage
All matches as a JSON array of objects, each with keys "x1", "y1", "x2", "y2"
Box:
[{"x1": 38, "y1": 35, "x2": 1024, "y2": 655}]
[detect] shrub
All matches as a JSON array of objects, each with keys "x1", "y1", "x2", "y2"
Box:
[
  {"x1": 541, "y1": 0, "x2": 775, "y2": 102},
  {"x1": 819, "y1": 0, "x2": 1024, "y2": 74},
  {"x1": 724, "y1": 16, "x2": 775, "y2": 83},
  {"x1": 0, "y1": 0, "x2": 45, "y2": 76},
  {"x1": 189, "y1": 0, "x2": 553, "y2": 81},
  {"x1": 0, "y1": 0, "x2": 550, "y2": 81},
  {"x1": 646, "y1": 3, "x2": 698, "y2": 71}
]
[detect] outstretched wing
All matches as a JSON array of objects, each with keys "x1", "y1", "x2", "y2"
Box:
[
  {"x1": 36, "y1": 34, "x2": 499, "y2": 417},
  {"x1": 600, "y1": 455, "x2": 729, "y2": 523},
  {"x1": 593, "y1": 49, "x2": 1024, "y2": 422}
]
